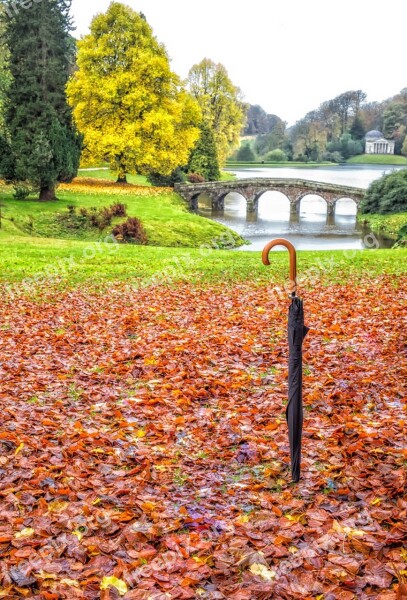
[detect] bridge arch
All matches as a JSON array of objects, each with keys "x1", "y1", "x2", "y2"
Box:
[
  {"x1": 255, "y1": 188, "x2": 292, "y2": 203},
  {"x1": 296, "y1": 191, "x2": 329, "y2": 204},
  {"x1": 212, "y1": 190, "x2": 247, "y2": 211},
  {"x1": 334, "y1": 196, "x2": 358, "y2": 215},
  {"x1": 255, "y1": 189, "x2": 292, "y2": 215},
  {"x1": 295, "y1": 192, "x2": 330, "y2": 214}
]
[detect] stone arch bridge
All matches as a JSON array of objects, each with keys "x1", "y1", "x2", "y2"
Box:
[{"x1": 174, "y1": 178, "x2": 366, "y2": 216}]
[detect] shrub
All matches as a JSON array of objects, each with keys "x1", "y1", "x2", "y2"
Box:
[
  {"x1": 236, "y1": 143, "x2": 256, "y2": 162},
  {"x1": 265, "y1": 149, "x2": 287, "y2": 162},
  {"x1": 60, "y1": 205, "x2": 115, "y2": 231},
  {"x1": 112, "y1": 217, "x2": 147, "y2": 244},
  {"x1": 97, "y1": 207, "x2": 114, "y2": 230},
  {"x1": 361, "y1": 169, "x2": 407, "y2": 214},
  {"x1": 77, "y1": 203, "x2": 127, "y2": 229},
  {"x1": 147, "y1": 168, "x2": 186, "y2": 187},
  {"x1": 295, "y1": 153, "x2": 307, "y2": 162},
  {"x1": 13, "y1": 184, "x2": 32, "y2": 200},
  {"x1": 85, "y1": 207, "x2": 102, "y2": 228},
  {"x1": 187, "y1": 172, "x2": 205, "y2": 183},
  {"x1": 110, "y1": 202, "x2": 127, "y2": 217},
  {"x1": 58, "y1": 203, "x2": 130, "y2": 232},
  {"x1": 322, "y1": 151, "x2": 343, "y2": 163}
]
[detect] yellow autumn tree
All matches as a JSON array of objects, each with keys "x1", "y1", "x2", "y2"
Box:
[
  {"x1": 67, "y1": 2, "x2": 201, "y2": 182},
  {"x1": 187, "y1": 59, "x2": 247, "y2": 164}
]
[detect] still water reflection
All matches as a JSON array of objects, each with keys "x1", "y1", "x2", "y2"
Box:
[{"x1": 197, "y1": 165, "x2": 402, "y2": 250}]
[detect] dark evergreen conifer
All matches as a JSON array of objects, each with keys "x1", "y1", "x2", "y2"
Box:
[
  {"x1": 188, "y1": 123, "x2": 221, "y2": 181},
  {"x1": 350, "y1": 113, "x2": 366, "y2": 141},
  {"x1": 1, "y1": 0, "x2": 82, "y2": 200}
]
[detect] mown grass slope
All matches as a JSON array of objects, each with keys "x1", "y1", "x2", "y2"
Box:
[{"x1": 0, "y1": 178, "x2": 245, "y2": 248}]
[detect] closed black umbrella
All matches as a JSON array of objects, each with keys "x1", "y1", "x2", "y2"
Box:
[{"x1": 262, "y1": 239, "x2": 309, "y2": 483}]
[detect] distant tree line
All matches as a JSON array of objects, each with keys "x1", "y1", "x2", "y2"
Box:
[{"x1": 237, "y1": 89, "x2": 407, "y2": 163}]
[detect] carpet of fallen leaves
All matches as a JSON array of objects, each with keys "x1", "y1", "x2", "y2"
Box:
[
  {"x1": 0, "y1": 275, "x2": 406, "y2": 600},
  {"x1": 59, "y1": 179, "x2": 171, "y2": 196}
]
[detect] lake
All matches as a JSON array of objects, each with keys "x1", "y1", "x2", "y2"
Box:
[{"x1": 196, "y1": 164, "x2": 404, "y2": 250}]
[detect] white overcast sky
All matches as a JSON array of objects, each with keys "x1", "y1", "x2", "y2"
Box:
[{"x1": 70, "y1": 0, "x2": 406, "y2": 125}]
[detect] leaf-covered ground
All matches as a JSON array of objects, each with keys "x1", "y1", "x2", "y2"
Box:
[{"x1": 0, "y1": 276, "x2": 406, "y2": 599}]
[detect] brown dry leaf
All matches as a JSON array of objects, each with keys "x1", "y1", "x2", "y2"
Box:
[{"x1": 0, "y1": 276, "x2": 405, "y2": 597}]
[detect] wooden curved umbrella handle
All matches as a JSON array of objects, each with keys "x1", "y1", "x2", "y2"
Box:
[{"x1": 262, "y1": 238, "x2": 297, "y2": 296}]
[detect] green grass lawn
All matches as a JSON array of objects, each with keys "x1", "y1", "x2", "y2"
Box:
[
  {"x1": 0, "y1": 180, "x2": 245, "y2": 248},
  {"x1": 220, "y1": 171, "x2": 236, "y2": 181},
  {"x1": 0, "y1": 232, "x2": 405, "y2": 291},
  {"x1": 77, "y1": 168, "x2": 150, "y2": 185},
  {"x1": 347, "y1": 154, "x2": 407, "y2": 165},
  {"x1": 1, "y1": 175, "x2": 406, "y2": 294}
]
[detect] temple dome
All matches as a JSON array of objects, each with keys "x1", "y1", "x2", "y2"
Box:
[{"x1": 365, "y1": 130, "x2": 384, "y2": 140}]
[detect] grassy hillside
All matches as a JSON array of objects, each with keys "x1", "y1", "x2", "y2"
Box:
[
  {"x1": 0, "y1": 178, "x2": 245, "y2": 248},
  {"x1": 347, "y1": 154, "x2": 407, "y2": 165}
]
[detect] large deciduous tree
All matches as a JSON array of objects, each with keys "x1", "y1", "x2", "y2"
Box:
[
  {"x1": 243, "y1": 104, "x2": 284, "y2": 136},
  {"x1": 290, "y1": 110, "x2": 327, "y2": 161},
  {"x1": 383, "y1": 103, "x2": 406, "y2": 137},
  {"x1": 187, "y1": 58, "x2": 246, "y2": 164},
  {"x1": 254, "y1": 115, "x2": 286, "y2": 156},
  {"x1": 331, "y1": 90, "x2": 367, "y2": 135},
  {"x1": 382, "y1": 102, "x2": 406, "y2": 153},
  {"x1": 244, "y1": 104, "x2": 269, "y2": 136},
  {"x1": 67, "y1": 2, "x2": 200, "y2": 183},
  {"x1": 359, "y1": 101, "x2": 383, "y2": 133},
  {"x1": 1, "y1": 0, "x2": 82, "y2": 201}
]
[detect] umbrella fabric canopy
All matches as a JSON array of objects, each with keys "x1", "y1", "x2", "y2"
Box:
[
  {"x1": 262, "y1": 238, "x2": 309, "y2": 483},
  {"x1": 287, "y1": 296, "x2": 309, "y2": 482}
]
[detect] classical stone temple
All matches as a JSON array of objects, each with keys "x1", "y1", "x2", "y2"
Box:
[{"x1": 365, "y1": 130, "x2": 395, "y2": 155}]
